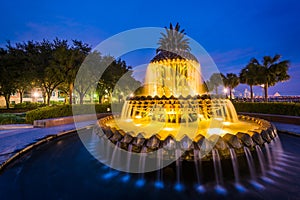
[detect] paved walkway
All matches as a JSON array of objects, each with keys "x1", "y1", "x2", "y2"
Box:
[
  {"x1": 0, "y1": 120, "x2": 299, "y2": 166},
  {"x1": 0, "y1": 120, "x2": 97, "y2": 165}
]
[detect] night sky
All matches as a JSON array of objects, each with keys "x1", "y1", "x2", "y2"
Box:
[{"x1": 1, "y1": 0, "x2": 300, "y2": 96}]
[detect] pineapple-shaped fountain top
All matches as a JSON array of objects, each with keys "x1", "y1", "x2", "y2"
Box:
[{"x1": 143, "y1": 23, "x2": 204, "y2": 97}]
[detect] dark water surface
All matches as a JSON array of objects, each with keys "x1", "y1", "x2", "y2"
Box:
[{"x1": 0, "y1": 130, "x2": 300, "y2": 200}]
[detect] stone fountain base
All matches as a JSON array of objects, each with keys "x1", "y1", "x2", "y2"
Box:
[{"x1": 94, "y1": 115, "x2": 278, "y2": 161}]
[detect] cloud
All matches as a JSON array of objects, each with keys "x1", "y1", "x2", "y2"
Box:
[{"x1": 209, "y1": 48, "x2": 256, "y2": 72}]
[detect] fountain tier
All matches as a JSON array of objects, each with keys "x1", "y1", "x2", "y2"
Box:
[{"x1": 97, "y1": 57, "x2": 277, "y2": 161}]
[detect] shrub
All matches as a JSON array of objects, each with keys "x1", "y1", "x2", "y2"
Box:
[
  {"x1": 25, "y1": 104, "x2": 111, "y2": 124},
  {"x1": 50, "y1": 100, "x2": 65, "y2": 105},
  {"x1": 233, "y1": 102, "x2": 300, "y2": 116},
  {"x1": 14, "y1": 102, "x2": 46, "y2": 109},
  {"x1": 0, "y1": 113, "x2": 26, "y2": 125}
]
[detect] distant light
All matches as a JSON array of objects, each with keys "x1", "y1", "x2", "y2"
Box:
[
  {"x1": 223, "y1": 88, "x2": 228, "y2": 94},
  {"x1": 130, "y1": 93, "x2": 134, "y2": 97},
  {"x1": 107, "y1": 108, "x2": 111, "y2": 112},
  {"x1": 33, "y1": 92, "x2": 39, "y2": 98}
]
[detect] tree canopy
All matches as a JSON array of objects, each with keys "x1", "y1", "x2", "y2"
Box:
[{"x1": 0, "y1": 39, "x2": 140, "y2": 106}]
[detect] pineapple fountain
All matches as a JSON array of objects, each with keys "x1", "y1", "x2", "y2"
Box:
[{"x1": 93, "y1": 24, "x2": 281, "y2": 192}]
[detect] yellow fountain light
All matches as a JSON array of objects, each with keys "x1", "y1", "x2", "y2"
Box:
[
  {"x1": 163, "y1": 127, "x2": 174, "y2": 131},
  {"x1": 197, "y1": 114, "x2": 203, "y2": 118},
  {"x1": 135, "y1": 115, "x2": 142, "y2": 119},
  {"x1": 207, "y1": 128, "x2": 225, "y2": 136},
  {"x1": 222, "y1": 121, "x2": 231, "y2": 126},
  {"x1": 166, "y1": 110, "x2": 177, "y2": 115}
]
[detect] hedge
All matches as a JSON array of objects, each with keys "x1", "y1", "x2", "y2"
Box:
[
  {"x1": 14, "y1": 102, "x2": 46, "y2": 109},
  {"x1": 233, "y1": 102, "x2": 300, "y2": 116},
  {"x1": 0, "y1": 113, "x2": 26, "y2": 125},
  {"x1": 25, "y1": 104, "x2": 111, "y2": 124}
]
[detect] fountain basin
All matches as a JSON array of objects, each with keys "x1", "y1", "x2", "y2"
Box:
[{"x1": 95, "y1": 114, "x2": 277, "y2": 161}]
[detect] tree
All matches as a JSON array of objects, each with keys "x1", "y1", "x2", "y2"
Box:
[
  {"x1": 0, "y1": 47, "x2": 18, "y2": 109},
  {"x1": 74, "y1": 51, "x2": 104, "y2": 104},
  {"x1": 152, "y1": 23, "x2": 198, "y2": 62},
  {"x1": 256, "y1": 55, "x2": 290, "y2": 102},
  {"x1": 35, "y1": 39, "x2": 66, "y2": 105},
  {"x1": 223, "y1": 73, "x2": 240, "y2": 100},
  {"x1": 7, "y1": 42, "x2": 35, "y2": 103},
  {"x1": 209, "y1": 73, "x2": 225, "y2": 95},
  {"x1": 96, "y1": 58, "x2": 141, "y2": 103},
  {"x1": 157, "y1": 22, "x2": 190, "y2": 54},
  {"x1": 54, "y1": 39, "x2": 91, "y2": 104},
  {"x1": 239, "y1": 60, "x2": 261, "y2": 101}
]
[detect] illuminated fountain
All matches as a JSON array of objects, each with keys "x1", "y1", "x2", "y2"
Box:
[{"x1": 94, "y1": 25, "x2": 281, "y2": 192}]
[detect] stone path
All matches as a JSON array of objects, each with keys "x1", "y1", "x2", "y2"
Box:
[{"x1": 0, "y1": 120, "x2": 97, "y2": 165}]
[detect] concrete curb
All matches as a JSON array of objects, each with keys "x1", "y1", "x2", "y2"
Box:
[
  {"x1": 33, "y1": 113, "x2": 111, "y2": 128},
  {"x1": 0, "y1": 124, "x2": 33, "y2": 130}
]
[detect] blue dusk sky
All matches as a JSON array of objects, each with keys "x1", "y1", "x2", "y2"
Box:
[{"x1": 1, "y1": 0, "x2": 300, "y2": 96}]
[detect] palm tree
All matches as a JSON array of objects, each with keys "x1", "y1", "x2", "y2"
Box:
[
  {"x1": 156, "y1": 22, "x2": 190, "y2": 54},
  {"x1": 209, "y1": 73, "x2": 225, "y2": 95},
  {"x1": 239, "y1": 59, "x2": 261, "y2": 101},
  {"x1": 257, "y1": 55, "x2": 290, "y2": 102},
  {"x1": 223, "y1": 73, "x2": 239, "y2": 100},
  {"x1": 152, "y1": 23, "x2": 198, "y2": 62}
]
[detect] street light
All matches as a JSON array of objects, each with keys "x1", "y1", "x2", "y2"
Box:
[
  {"x1": 223, "y1": 88, "x2": 228, "y2": 94},
  {"x1": 33, "y1": 92, "x2": 39, "y2": 98},
  {"x1": 223, "y1": 88, "x2": 228, "y2": 98},
  {"x1": 32, "y1": 92, "x2": 39, "y2": 103}
]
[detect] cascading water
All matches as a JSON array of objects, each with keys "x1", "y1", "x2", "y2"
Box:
[
  {"x1": 212, "y1": 149, "x2": 223, "y2": 186},
  {"x1": 244, "y1": 147, "x2": 256, "y2": 180},
  {"x1": 256, "y1": 145, "x2": 266, "y2": 177},
  {"x1": 95, "y1": 25, "x2": 281, "y2": 194},
  {"x1": 229, "y1": 148, "x2": 239, "y2": 184}
]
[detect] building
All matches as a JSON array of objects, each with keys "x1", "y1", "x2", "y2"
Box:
[{"x1": 0, "y1": 88, "x2": 65, "y2": 107}]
